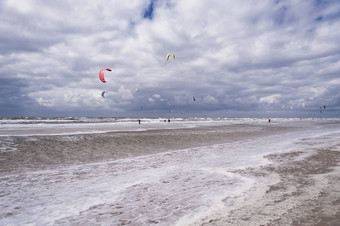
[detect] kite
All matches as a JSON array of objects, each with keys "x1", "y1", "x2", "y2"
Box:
[
  {"x1": 136, "y1": 88, "x2": 140, "y2": 93},
  {"x1": 99, "y1": 68, "x2": 112, "y2": 83},
  {"x1": 302, "y1": 103, "x2": 306, "y2": 109},
  {"x1": 320, "y1": 105, "x2": 328, "y2": 113},
  {"x1": 101, "y1": 91, "x2": 107, "y2": 98},
  {"x1": 166, "y1": 53, "x2": 175, "y2": 60}
]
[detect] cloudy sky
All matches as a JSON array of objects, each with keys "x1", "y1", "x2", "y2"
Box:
[{"x1": 1, "y1": 0, "x2": 339, "y2": 117}]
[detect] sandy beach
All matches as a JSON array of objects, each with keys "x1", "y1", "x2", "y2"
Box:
[
  {"x1": 0, "y1": 117, "x2": 339, "y2": 225},
  {"x1": 201, "y1": 144, "x2": 340, "y2": 225}
]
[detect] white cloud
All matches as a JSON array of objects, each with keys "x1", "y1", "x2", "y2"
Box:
[
  {"x1": 202, "y1": 95, "x2": 218, "y2": 104},
  {"x1": 148, "y1": 97, "x2": 155, "y2": 103},
  {"x1": 28, "y1": 87, "x2": 105, "y2": 107},
  {"x1": 118, "y1": 85, "x2": 133, "y2": 100},
  {"x1": 1, "y1": 0, "x2": 340, "y2": 116},
  {"x1": 259, "y1": 95, "x2": 279, "y2": 104}
]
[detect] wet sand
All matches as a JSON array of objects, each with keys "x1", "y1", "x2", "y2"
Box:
[
  {"x1": 0, "y1": 124, "x2": 295, "y2": 173},
  {"x1": 1, "y1": 119, "x2": 339, "y2": 225},
  {"x1": 202, "y1": 145, "x2": 340, "y2": 225}
]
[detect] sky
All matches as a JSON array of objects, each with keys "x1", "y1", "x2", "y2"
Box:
[{"x1": 0, "y1": 0, "x2": 339, "y2": 118}]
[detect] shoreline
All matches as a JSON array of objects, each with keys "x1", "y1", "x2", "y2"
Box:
[{"x1": 1, "y1": 118, "x2": 338, "y2": 137}]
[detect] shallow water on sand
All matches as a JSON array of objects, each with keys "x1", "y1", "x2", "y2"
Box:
[
  {"x1": 0, "y1": 118, "x2": 339, "y2": 225},
  {"x1": 0, "y1": 123, "x2": 285, "y2": 172}
]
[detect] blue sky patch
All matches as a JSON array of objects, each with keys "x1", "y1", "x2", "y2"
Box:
[{"x1": 143, "y1": 1, "x2": 155, "y2": 20}]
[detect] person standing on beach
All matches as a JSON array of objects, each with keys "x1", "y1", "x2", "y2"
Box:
[
  {"x1": 268, "y1": 119, "x2": 271, "y2": 123},
  {"x1": 138, "y1": 119, "x2": 141, "y2": 124}
]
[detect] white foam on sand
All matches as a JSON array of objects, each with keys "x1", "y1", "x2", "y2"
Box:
[{"x1": 0, "y1": 119, "x2": 339, "y2": 225}]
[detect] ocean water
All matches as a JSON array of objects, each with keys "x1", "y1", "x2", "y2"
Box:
[{"x1": 0, "y1": 117, "x2": 339, "y2": 225}]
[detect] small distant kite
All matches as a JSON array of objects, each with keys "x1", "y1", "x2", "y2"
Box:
[
  {"x1": 99, "y1": 68, "x2": 112, "y2": 83},
  {"x1": 101, "y1": 91, "x2": 107, "y2": 98},
  {"x1": 320, "y1": 105, "x2": 328, "y2": 113},
  {"x1": 166, "y1": 53, "x2": 175, "y2": 61},
  {"x1": 193, "y1": 96, "x2": 196, "y2": 101},
  {"x1": 136, "y1": 88, "x2": 140, "y2": 93}
]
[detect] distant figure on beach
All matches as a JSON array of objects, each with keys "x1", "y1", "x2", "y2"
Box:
[
  {"x1": 168, "y1": 119, "x2": 170, "y2": 122},
  {"x1": 138, "y1": 119, "x2": 141, "y2": 124},
  {"x1": 268, "y1": 119, "x2": 271, "y2": 123}
]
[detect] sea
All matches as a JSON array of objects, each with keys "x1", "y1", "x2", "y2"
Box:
[{"x1": 0, "y1": 117, "x2": 339, "y2": 225}]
